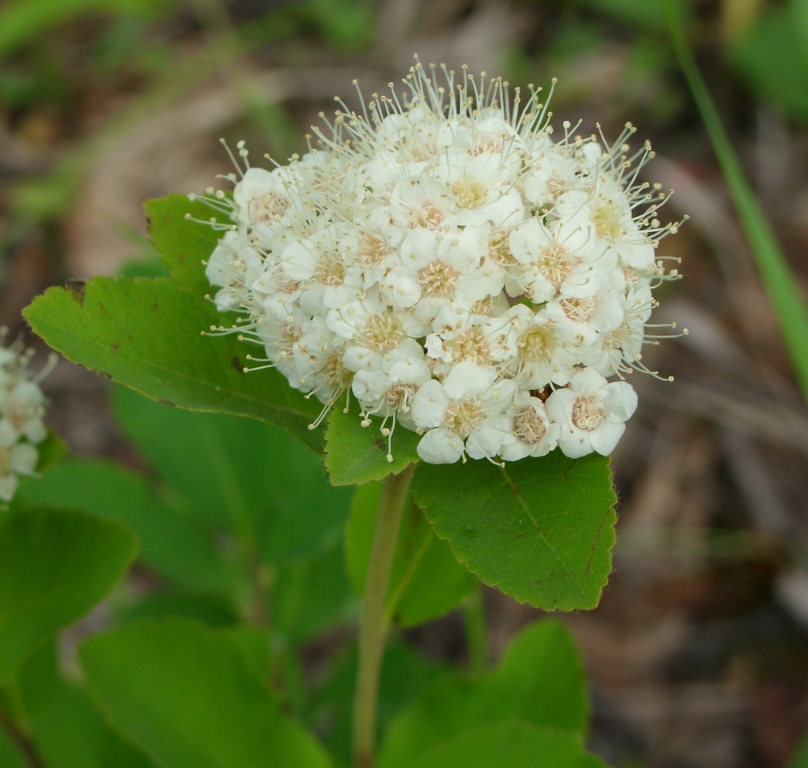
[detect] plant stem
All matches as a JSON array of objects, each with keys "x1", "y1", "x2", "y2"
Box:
[
  {"x1": 353, "y1": 465, "x2": 415, "y2": 768},
  {"x1": 0, "y1": 707, "x2": 45, "y2": 768},
  {"x1": 462, "y1": 584, "x2": 489, "y2": 677}
]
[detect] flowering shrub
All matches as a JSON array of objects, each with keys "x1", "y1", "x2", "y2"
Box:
[
  {"x1": 16, "y1": 59, "x2": 684, "y2": 768},
  {"x1": 196, "y1": 62, "x2": 680, "y2": 465}
]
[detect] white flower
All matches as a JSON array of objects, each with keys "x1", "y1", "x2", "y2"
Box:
[
  {"x1": 205, "y1": 230, "x2": 263, "y2": 312},
  {"x1": 500, "y1": 393, "x2": 559, "y2": 461},
  {"x1": 411, "y1": 362, "x2": 515, "y2": 464},
  {"x1": 545, "y1": 368, "x2": 638, "y2": 458},
  {"x1": 0, "y1": 335, "x2": 51, "y2": 502},
  {"x1": 509, "y1": 217, "x2": 600, "y2": 304},
  {"x1": 197, "y1": 59, "x2": 682, "y2": 462}
]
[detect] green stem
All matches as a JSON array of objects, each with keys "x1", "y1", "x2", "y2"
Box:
[
  {"x1": 353, "y1": 465, "x2": 415, "y2": 768},
  {"x1": 0, "y1": 707, "x2": 44, "y2": 768},
  {"x1": 462, "y1": 584, "x2": 489, "y2": 677}
]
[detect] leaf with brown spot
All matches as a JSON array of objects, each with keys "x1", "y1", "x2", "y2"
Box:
[
  {"x1": 65, "y1": 279, "x2": 86, "y2": 305},
  {"x1": 24, "y1": 277, "x2": 324, "y2": 452}
]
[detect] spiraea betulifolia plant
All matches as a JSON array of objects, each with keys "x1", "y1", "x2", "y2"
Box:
[{"x1": 10, "y1": 59, "x2": 683, "y2": 768}]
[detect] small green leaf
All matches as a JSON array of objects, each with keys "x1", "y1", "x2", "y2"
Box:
[
  {"x1": 346, "y1": 483, "x2": 475, "y2": 627},
  {"x1": 411, "y1": 452, "x2": 616, "y2": 610},
  {"x1": 113, "y1": 385, "x2": 351, "y2": 560},
  {"x1": 118, "y1": 257, "x2": 171, "y2": 279},
  {"x1": 144, "y1": 195, "x2": 221, "y2": 296},
  {"x1": 0, "y1": 507, "x2": 137, "y2": 685},
  {"x1": 19, "y1": 459, "x2": 230, "y2": 593},
  {"x1": 324, "y1": 409, "x2": 420, "y2": 486},
  {"x1": 34, "y1": 429, "x2": 68, "y2": 473},
  {"x1": 23, "y1": 277, "x2": 323, "y2": 451},
  {"x1": 80, "y1": 619, "x2": 332, "y2": 768},
  {"x1": 409, "y1": 722, "x2": 605, "y2": 768},
  {"x1": 378, "y1": 619, "x2": 589, "y2": 768}
]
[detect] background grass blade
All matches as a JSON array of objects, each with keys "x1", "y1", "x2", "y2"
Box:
[{"x1": 662, "y1": 0, "x2": 808, "y2": 401}]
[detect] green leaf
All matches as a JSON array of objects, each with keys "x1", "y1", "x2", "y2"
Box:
[
  {"x1": 119, "y1": 591, "x2": 238, "y2": 628},
  {"x1": 346, "y1": 483, "x2": 475, "y2": 627},
  {"x1": 411, "y1": 452, "x2": 616, "y2": 610},
  {"x1": 324, "y1": 408, "x2": 420, "y2": 486},
  {"x1": 218, "y1": 625, "x2": 273, "y2": 684},
  {"x1": 378, "y1": 619, "x2": 589, "y2": 768},
  {"x1": 580, "y1": 0, "x2": 668, "y2": 31},
  {"x1": 0, "y1": 507, "x2": 137, "y2": 685},
  {"x1": 789, "y1": 726, "x2": 808, "y2": 768},
  {"x1": 0, "y1": 0, "x2": 170, "y2": 59},
  {"x1": 34, "y1": 429, "x2": 68, "y2": 473},
  {"x1": 273, "y1": 539, "x2": 355, "y2": 642},
  {"x1": 144, "y1": 195, "x2": 222, "y2": 297},
  {"x1": 731, "y1": 7, "x2": 808, "y2": 123},
  {"x1": 19, "y1": 459, "x2": 230, "y2": 593},
  {"x1": 4, "y1": 640, "x2": 58, "y2": 722},
  {"x1": 113, "y1": 385, "x2": 351, "y2": 560},
  {"x1": 475, "y1": 620, "x2": 588, "y2": 732},
  {"x1": 23, "y1": 276, "x2": 323, "y2": 451},
  {"x1": 409, "y1": 722, "x2": 605, "y2": 768},
  {"x1": 80, "y1": 619, "x2": 332, "y2": 768},
  {"x1": 31, "y1": 679, "x2": 158, "y2": 768},
  {"x1": 118, "y1": 257, "x2": 171, "y2": 279}
]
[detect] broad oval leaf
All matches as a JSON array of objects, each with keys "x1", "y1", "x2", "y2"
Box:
[
  {"x1": 80, "y1": 619, "x2": 332, "y2": 768},
  {"x1": 346, "y1": 483, "x2": 475, "y2": 627},
  {"x1": 411, "y1": 452, "x2": 616, "y2": 610},
  {"x1": 409, "y1": 722, "x2": 606, "y2": 768},
  {"x1": 0, "y1": 507, "x2": 137, "y2": 684},
  {"x1": 23, "y1": 276, "x2": 323, "y2": 451}
]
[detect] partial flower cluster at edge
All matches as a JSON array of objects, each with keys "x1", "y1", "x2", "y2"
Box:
[
  {"x1": 0, "y1": 333, "x2": 50, "y2": 501},
  {"x1": 194, "y1": 59, "x2": 685, "y2": 465}
]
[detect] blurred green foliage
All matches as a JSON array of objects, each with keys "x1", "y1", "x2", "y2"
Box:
[{"x1": 731, "y1": 0, "x2": 808, "y2": 124}]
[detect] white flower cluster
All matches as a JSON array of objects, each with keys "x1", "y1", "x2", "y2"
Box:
[
  {"x1": 196, "y1": 61, "x2": 683, "y2": 465},
  {"x1": 0, "y1": 334, "x2": 50, "y2": 501}
]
